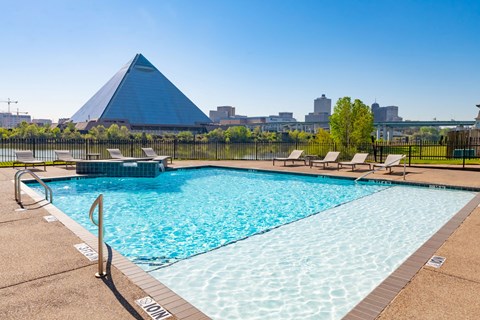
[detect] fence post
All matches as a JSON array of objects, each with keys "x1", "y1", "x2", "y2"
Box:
[
  {"x1": 255, "y1": 141, "x2": 258, "y2": 160},
  {"x1": 216, "y1": 141, "x2": 218, "y2": 160},
  {"x1": 32, "y1": 138, "x2": 36, "y2": 158},
  {"x1": 193, "y1": 138, "x2": 196, "y2": 160},
  {"x1": 419, "y1": 140, "x2": 423, "y2": 160},
  {"x1": 463, "y1": 143, "x2": 466, "y2": 168},
  {"x1": 408, "y1": 145, "x2": 412, "y2": 166},
  {"x1": 173, "y1": 139, "x2": 177, "y2": 160},
  {"x1": 130, "y1": 139, "x2": 134, "y2": 157},
  {"x1": 380, "y1": 145, "x2": 383, "y2": 162}
]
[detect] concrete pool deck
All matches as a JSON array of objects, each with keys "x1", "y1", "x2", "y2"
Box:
[{"x1": 1, "y1": 161, "x2": 480, "y2": 319}]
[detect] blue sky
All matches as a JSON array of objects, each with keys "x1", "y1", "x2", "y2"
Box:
[{"x1": 1, "y1": 0, "x2": 479, "y2": 122}]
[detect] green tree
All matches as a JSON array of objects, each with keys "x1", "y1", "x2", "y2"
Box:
[
  {"x1": 330, "y1": 97, "x2": 373, "y2": 146},
  {"x1": 412, "y1": 127, "x2": 441, "y2": 141},
  {"x1": 177, "y1": 131, "x2": 194, "y2": 142},
  {"x1": 106, "y1": 124, "x2": 130, "y2": 139},
  {"x1": 225, "y1": 126, "x2": 251, "y2": 142},
  {"x1": 132, "y1": 132, "x2": 153, "y2": 140},
  {"x1": 0, "y1": 127, "x2": 10, "y2": 138},
  {"x1": 287, "y1": 129, "x2": 310, "y2": 142},
  {"x1": 50, "y1": 127, "x2": 61, "y2": 139},
  {"x1": 315, "y1": 128, "x2": 333, "y2": 143},
  {"x1": 87, "y1": 125, "x2": 108, "y2": 140},
  {"x1": 206, "y1": 128, "x2": 225, "y2": 142}
]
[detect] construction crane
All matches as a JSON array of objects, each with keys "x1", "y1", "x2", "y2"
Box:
[
  {"x1": 15, "y1": 108, "x2": 28, "y2": 116},
  {"x1": 0, "y1": 98, "x2": 18, "y2": 113}
]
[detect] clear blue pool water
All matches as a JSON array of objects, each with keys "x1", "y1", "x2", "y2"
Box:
[
  {"x1": 30, "y1": 168, "x2": 476, "y2": 319},
  {"x1": 32, "y1": 168, "x2": 387, "y2": 267}
]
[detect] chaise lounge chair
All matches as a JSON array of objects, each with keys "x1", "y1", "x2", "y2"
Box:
[
  {"x1": 310, "y1": 151, "x2": 340, "y2": 169},
  {"x1": 338, "y1": 153, "x2": 369, "y2": 171},
  {"x1": 53, "y1": 150, "x2": 83, "y2": 169},
  {"x1": 141, "y1": 148, "x2": 173, "y2": 166},
  {"x1": 13, "y1": 150, "x2": 46, "y2": 171},
  {"x1": 370, "y1": 154, "x2": 405, "y2": 173},
  {"x1": 106, "y1": 148, "x2": 150, "y2": 161},
  {"x1": 273, "y1": 150, "x2": 306, "y2": 166}
]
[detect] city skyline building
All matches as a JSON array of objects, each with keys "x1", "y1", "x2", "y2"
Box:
[
  {"x1": 218, "y1": 112, "x2": 296, "y2": 125},
  {"x1": 209, "y1": 106, "x2": 296, "y2": 125},
  {"x1": 0, "y1": 112, "x2": 31, "y2": 129},
  {"x1": 371, "y1": 102, "x2": 403, "y2": 122},
  {"x1": 305, "y1": 94, "x2": 331, "y2": 122},
  {"x1": 209, "y1": 106, "x2": 236, "y2": 123}
]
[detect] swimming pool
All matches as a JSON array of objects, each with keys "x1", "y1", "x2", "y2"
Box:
[{"x1": 31, "y1": 167, "x2": 476, "y2": 319}]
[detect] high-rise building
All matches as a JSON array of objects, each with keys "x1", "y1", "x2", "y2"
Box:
[
  {"x1": 305, "y1": 94, "x2": 331, "y2": 122},
  {"x1": 314, "y1": 94, "x2": 332, "y2": 114},
  {"x1": 371, "y1": 102, "x2": 402, "y2": 122}
]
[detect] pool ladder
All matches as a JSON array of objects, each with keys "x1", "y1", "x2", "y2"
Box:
[
  {"x1": 89, "y1": 194, "x2": 107, "y2": 278},
  {"x1": 14, "y1": 169, "x2": 53, "y2": 208},
  {"x1": 355, "y1": 155, "x2": 407, "y2": 182}
]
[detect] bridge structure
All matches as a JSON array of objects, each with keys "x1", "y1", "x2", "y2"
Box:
[
  {"x1": 226, "y1": 119, "x2": 477, "y2": 141},
  {"x1": 374, "y1": 120, "x2": 475, "y2": 140}
]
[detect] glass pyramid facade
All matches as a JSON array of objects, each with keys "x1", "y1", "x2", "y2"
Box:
[{"x1": 70, "y1": 54, "x2": 211, "y2": 126}]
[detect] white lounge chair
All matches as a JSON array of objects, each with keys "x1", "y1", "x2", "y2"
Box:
[
  {"x1": 13, "y1": 150, "x2": 46, "y2": 171},
  {"x1": 338, "y1": 153, "x2": 369, "y2": 171},
  {"x1": 141, "y1": 148, "x2": 172, "y2": 166},
  {"x1": 53, "y1": 150, "x2": 83, "y2": 169},
  {"x1": 106, "y1": 148, "x2": 150, "y2": 161},
  {"x1": 310, "y1": 151, "x2": 340, "y2": 169},
  {"x1": 273, "y1": 150, "x2": 306, "y2": 166},
  {"x1": 370, "y1": 154, "x2": 405, "y2": 173}
]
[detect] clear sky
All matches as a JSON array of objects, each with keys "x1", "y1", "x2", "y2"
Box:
[{"x1": 1, "y1": 0, "x2": 479, "y2": 122}]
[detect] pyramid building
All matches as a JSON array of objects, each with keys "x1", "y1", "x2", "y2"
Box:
[{"x1": 70, "y1": 54, "x2": 211, "y2": 132}]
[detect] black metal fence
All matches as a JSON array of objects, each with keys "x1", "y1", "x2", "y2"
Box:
[{"x1": 0, "y1": 138, "x2": 478, "y2": 167}]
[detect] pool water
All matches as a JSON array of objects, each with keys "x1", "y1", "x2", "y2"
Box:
[
  {"x1": 31, "y1": 168, "x2": 476, "y2": 319},
  {"x1": 37, "y1": 168, "x2": 387, "y2": 267}
]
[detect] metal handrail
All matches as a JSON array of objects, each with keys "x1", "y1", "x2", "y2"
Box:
[
  {"x1": 14, "y1": 169, "x2": 53, "y2": 207},
  {"x1": 355, "y1": 155, "x2": 407, "y2": 182},
  {"x1": 89, "y1": 194, "x2": 107, "y2": 278}
]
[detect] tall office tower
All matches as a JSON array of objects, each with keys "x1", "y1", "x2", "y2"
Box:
[
  {"x1": 305, "y1": 94, "x2": 331, "y2": 122},
  {"x1": 314, "y1": 94, "x2": 332, "y2": 114},
  {"x1": 371, "y1": 102, "x2": 381, "y2": 122},
  {"x1": 371, "y1": 102, "x2": 403, "y2": 122},
  {"x1": 384, "y1": 106, "x2": 403, "y2": 121}
]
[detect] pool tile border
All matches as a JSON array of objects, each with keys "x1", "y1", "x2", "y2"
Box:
[
  {"x1": 18, "y1": 180, "x2": 210, "y2": 320},
  {"x1": 342, "y1": 192, "x2": 480, "y2": 320}
]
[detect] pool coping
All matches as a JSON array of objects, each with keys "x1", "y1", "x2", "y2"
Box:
[{"x1": 19, "y1": 165, "x2": 480, "y2": 320}]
